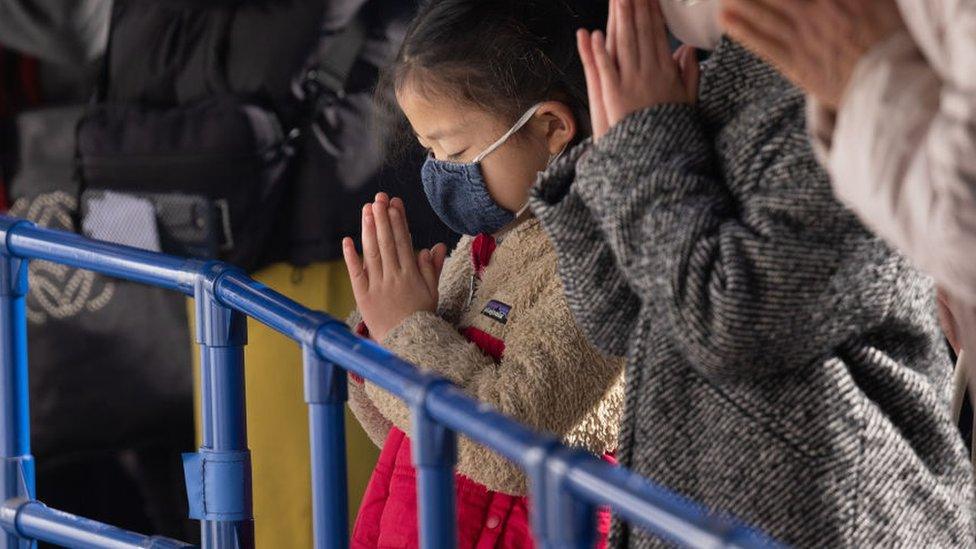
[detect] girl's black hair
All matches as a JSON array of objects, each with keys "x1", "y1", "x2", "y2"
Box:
[{"x1": 376, "y1": 0, "x2": 605, "y2": 155}]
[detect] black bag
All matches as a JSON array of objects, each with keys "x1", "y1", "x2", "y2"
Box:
[
  {"x1": 76, "y1": 0, "x2": 367, "y2": 271},
  {"x1": 9, "y1": 106, "x2": 194, "y2": 458},
  {"x1": 78, "y1": 99, "x2": 291, "y2": 269}
]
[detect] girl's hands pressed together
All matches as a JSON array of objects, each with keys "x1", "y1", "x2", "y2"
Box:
[
  {"x1": 577, "y1": 0, "x2": 699, "y2": 141},
  {"x1": 343, "y1": 193, "x2": 447, "y2": 342}
]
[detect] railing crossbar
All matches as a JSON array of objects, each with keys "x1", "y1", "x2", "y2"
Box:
[
  {"x1": 0, "y1": 499, "x2": 192, "y2": 549},
  {"x1": 0, "y1": 217, "x2": 782, "y2": 549}
]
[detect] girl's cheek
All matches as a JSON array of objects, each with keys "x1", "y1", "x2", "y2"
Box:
[{"x1": 480, "y1": 158, "x2": 526, "y2": 211}]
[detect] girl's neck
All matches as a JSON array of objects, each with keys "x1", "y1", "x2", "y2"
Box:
[{"x1": 492, "y1": 207, "x2": 534, "y2": 242}]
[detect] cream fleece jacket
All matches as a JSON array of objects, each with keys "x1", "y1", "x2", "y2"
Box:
[{"x1": 347, "y1": 218, "x2": 625, "y2": 495}]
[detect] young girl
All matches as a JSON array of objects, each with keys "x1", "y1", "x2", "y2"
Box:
[
  {"x1": 341, "y1": 1, "x2": 624, "y2": 547},
  {"x1": 531, "y1": 0, "x2": 974, "y2": 546}
]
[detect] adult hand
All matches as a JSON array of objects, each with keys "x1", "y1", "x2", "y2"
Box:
[
  {"x1": 342, "y1": 193, "x2": 448, "y2": 342},
  {"x1": 577, "y1": 0, "x2": 698, "y2": 141},
  {"x1": 720, "y1": 0, "x2": 905, "y2": 111}
]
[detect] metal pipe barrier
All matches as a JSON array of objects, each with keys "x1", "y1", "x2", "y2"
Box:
[{"x1": 0, "y1": 216, "x2": 783, "y2": 549}]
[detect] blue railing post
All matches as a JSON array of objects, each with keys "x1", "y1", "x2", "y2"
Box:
[
  {"x1": 543, "y1": 450, "x2": 597, "y2": 549},
  {"x1": 525, "y1": 438, "x2": 560, "y2": 549},
  {"x1": 185, "y1": 263, "x2": 254, "y2": 549},
  {"x1": 411, "y1": 382, "x2": 457, "y2": 549},
  {"x1": 0, "y1": 220, "x2": 34, "y2": 549},
  {"x1": 303, "y1": 341, "x2": 349, "y2": 549}
]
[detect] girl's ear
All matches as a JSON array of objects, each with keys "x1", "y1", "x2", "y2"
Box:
[{"x1": 535, "y1": 101, "x2": 577, "y2": 156}]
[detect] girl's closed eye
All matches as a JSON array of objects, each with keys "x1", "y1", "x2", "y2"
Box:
[{"x1": 446, "y1": 149, "x2": 468, "y2": 162}]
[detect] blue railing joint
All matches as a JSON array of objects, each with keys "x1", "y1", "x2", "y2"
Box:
[
  {"x1": 0, "y1": 255, "x2": 28, "y2": 299},
  {"x1": 0, "y1": 497, "x2": 29, "y2": 536},
  {"x1": 177, "y1": 258, "x2": 211, "y2": 295},
  {"x1": 411, "y1": 379, "x2": 459, "y2": 468},
  {"x1": 543, "y1": 447, "x2": 600, "y2": 546},
  {"x1": 0, "y1": 458, "x2": 33, "y2": 504},
  {"x1": 402, "y1": 373, "x2": 451, "y2": 412},
  {"x1": 194, "y1": 262, "x2": 248, "y2": 347},
  {"x1": 302, "y1": 345, "x2": 347, "y2": 405},
  {"x1": 199, "y1": 260, "x2": 244, "y2": 288},
  {"x1": 0, "y1": 219, "x2": 32, "y2": 298},
  {"x1": 524, "y1": 435, "x2": 565, "y2": 544},
  {"x1": 522, "y1": 435, "x2": 563, "y2": 478},
  {"x1": 306, "y1": 311, "x2": 346, "y2": 352},
  {"x1": 0, "y1": 219, "x2": 33, "y2": 258}
]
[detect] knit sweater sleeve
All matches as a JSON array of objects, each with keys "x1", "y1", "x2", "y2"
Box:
[
  {"x1": 529, "y1": 149, "x2": 642, "y2": 358},
  {"x1": 571, "y1": 103, "x2": 888, "y2": 381},
  {"x1": 363, "y1": 280, "x2": 623, "y2": 495}
]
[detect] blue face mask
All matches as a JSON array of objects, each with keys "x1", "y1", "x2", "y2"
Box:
[{"x1": 421, "y1": 103, "x2": 550, "y2": 236}]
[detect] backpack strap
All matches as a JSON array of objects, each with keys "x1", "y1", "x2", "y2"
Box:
[{"x1": 298, "y1": 12, "x2": 368, "y2": 105}]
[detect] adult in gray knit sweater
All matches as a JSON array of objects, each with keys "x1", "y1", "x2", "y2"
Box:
[{"x1": 528, "y1": 0, "x2": 976, "y2": 546}]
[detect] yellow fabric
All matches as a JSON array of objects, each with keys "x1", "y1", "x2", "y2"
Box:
[{"x1": 190, "y1": 261, "x2": 379, "y2": 548}]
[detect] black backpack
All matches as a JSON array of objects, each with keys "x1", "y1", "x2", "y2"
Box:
[{"x1": 76, "y1": 0, "x2": 367, "y2": 271}]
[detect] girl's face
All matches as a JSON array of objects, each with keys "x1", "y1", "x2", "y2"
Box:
[{"x1": 397, "y1": 86, "x2": 577, "y2": 213}]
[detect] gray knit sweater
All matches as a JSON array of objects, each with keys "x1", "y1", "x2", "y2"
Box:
[{"x1": 529, "y1": 40, "x2": 975, "y2": 547}]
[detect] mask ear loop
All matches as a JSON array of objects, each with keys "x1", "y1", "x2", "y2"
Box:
[
  {"x1": 512, "y1": 139, "x2": 572, "y2": 219},
  {"x1": 548, "y1": 141, "x2": 570, "y2": 167},
  {"x1": 473, "y1": 103, "x2": 545, "y2": 163}
]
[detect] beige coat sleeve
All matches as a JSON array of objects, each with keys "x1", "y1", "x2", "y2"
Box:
[
  {"x1": 343, "y1": 241, "x2": 474, "y2": 450},
  {"x1": 808, "y1": 0, "x2": 976, "y2": 303},
  {"x1": 344, "y1": 309, "x2": 393, "y2": 448},
  {"x1": 363, "y1": 281, "x2": 624, "y2": 496}
]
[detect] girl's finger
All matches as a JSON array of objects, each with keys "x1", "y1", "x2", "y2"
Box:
[
  {"x1": 370, "y1": 200, "x2": 400, "y2": 275},
  {"x1": 606, "y1": 0, "x2": 617, "y2": 57},
  {"x1": 677, "y1": 46, "x2": 700, "y2": 102},
  {"x1": 578, "y1": 30, "x2": 610, "y2": 137},
  {"x1": 431, "y1": 242, "x2": 448, "y2": 282},
  {"x1": 388, "y1": 201, "x2": 416, "y2": 272},
  {"x1": 361, "y1": 204, "x2": 382, "y2": 281},
  {"x1": 417, "y1": 248, "x2": 438, "y2": 296},
  {"x1": 634, "y1": 0, "x2": 659, "y2": 68},
  {"x1": 592, "y1": 31, "x2": 622, "y2": 121},
  {"x1": 614, "y1": 0, "x2": 640, "y2": 73},
  {"x1": 342, "y1": 237, "x2": 368, "y2": 296},
  {"x1": 647, "y1": 0, "x2": 673, "y2": 68},
  {"x1": 389, "y1": 195, "x2": 407, "y2": 217}
]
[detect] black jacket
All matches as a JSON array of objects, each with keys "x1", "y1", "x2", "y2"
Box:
[{"x1": 104, "y1": 0, "x2": 455, "y2": 266}]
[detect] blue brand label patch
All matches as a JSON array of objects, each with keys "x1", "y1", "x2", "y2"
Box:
[{"x1": 481, "y1": 300, "x2": 512, "y2": 324}]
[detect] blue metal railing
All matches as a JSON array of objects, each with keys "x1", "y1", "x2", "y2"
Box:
[{"x1": 0, "y1": 216, "x2": 782, "y2": 549}]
